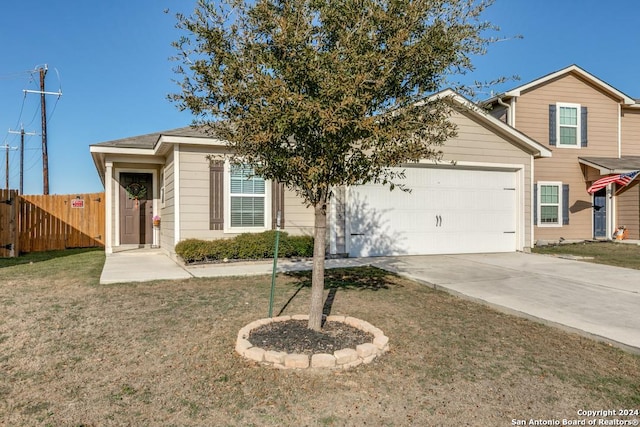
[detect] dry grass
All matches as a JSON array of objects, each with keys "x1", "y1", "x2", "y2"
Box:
[
  {"x1": 1, "y1": 249, "x2": 639, "y2": 426},
  {"x1": 533, "y1": 241, "x2": 640, "y2": 269}
]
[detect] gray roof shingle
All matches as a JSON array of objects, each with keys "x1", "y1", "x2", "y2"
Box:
[
  {"x1": 90, "y1": 125, "x2": 212, "y2": 149},
  {"x1": 580, "y1": 156, "x2": 640, "y2": 173}
]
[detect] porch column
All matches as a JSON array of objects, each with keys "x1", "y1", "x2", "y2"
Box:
[
  {"x1": 105, "y1": 161, "x2": 113, "y2": 253},
  {"x1": 607, "y1": 184, "x2": 614, "y2": 240}
]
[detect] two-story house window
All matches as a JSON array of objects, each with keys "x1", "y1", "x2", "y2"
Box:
[
  {"x1": 558, "y1": 104, "x2": 579, "y2": 146},
  {"x1": 535, "y1": 182, "x2": 570, "y2": 227},
  {"x1": 549, "y1": 103, "x2": 588, "y2": 148},
  {"x1": 539, "y1": 182, "x2": 561, "y2": 224}
]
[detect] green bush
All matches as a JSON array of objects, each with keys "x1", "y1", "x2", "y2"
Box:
[{"x1": 175, "y1": 231, "x2": 314, "y2": 264}]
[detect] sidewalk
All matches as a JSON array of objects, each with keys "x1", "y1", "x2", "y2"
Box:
[{"x1": 99, "y1": 249, "x2": 372, "y2": 284}]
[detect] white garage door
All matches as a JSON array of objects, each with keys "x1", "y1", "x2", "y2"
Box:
[{"x1": 347, "y1": 166, "x2": 517, "y2": 257}]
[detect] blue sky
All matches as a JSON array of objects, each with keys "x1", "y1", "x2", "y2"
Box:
[{"x1": 1, "y1": 0, "x2": 639, "y2": 195}]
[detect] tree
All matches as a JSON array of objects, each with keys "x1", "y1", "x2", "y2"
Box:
[{"x1": 171, "y1": 0, "x2": 499, "y2": 331}]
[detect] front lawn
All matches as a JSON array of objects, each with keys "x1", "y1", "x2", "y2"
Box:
[
  {"x1": 533, "y1": 241, "x2": 640, "y2": 269},
  {"x1": 0, "y1": 250, "x2": 638, "y2": 425}
]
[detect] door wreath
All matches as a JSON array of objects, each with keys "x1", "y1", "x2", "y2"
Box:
[{"x1": 125, "y1": 182, "x2": 147, "y2": 206}]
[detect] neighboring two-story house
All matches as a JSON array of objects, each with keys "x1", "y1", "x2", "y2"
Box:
[{"x1": 484, "y1": 65, "x2": 640, "y2": 242}]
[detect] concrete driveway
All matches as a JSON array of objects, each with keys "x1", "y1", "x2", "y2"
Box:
[
  {"x1": 99, "y1": 250, "x2": 640, "y2": 353},
  {"x1": 372, "y1": 253, "x2": 640, "y2": 353}
]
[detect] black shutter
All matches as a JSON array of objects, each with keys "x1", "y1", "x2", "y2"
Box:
[
  {"x1": 549, "y1": 105, "x2": 557, "y2": 146},
  {"x1": 272, "y1": 181, "x2": 285, "y2": 229},
  {"x1": 209, "y1": 160, "x2": 224, "y2": 230},
  {"x1": 562, "y1": 184, "x2": 570, "y2": 225},
  {"x1": 533, "y1": 184, "x2": 538, "y2": 226},
  {"x1": 581, "y1": 107, "x2": 588, "y2": 147}
]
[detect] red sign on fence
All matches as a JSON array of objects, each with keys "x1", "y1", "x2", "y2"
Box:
[{"x1": 71, "y1": 198, "x2": 85, "y2": 208}]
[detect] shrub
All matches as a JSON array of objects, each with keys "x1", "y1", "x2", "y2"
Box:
[{"x1": 175, "y1": 231, "x2": 314, "y2": 264}]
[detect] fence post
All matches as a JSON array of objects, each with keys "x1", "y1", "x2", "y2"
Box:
[
  {"x1": 12, "y1": 192, "x2": 20, "y2": 256},
  {"x1": 0, "y1": 189, "x2": 18, "y2": 258}
]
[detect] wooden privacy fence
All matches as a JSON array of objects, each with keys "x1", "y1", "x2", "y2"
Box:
[
  {"x1": 0, "y1": 190, "x2": 105, "y2": 257},
  {"x1": 0, "y1": 189, "x2": 19, "y2": 257}
]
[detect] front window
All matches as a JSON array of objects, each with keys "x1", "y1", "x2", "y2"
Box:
[
  {"x1": 229, "y1": 164, "x2": 265, "y2": 228},
  {"x1": 557, "y1": 103, "x2": 581, "y2": 147},
  {"x1": 538, "y1": 182, "x2": 562, "y2": 227}
]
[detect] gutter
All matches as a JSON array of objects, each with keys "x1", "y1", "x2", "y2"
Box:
[{"x1": 497, "y1": 96, "x2": 511, "y2": 126}]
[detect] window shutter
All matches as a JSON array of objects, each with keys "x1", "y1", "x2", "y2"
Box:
[
  {"x1": 562, "y1": 184, "x2": 570, "y2": 225},
  {"x1": 581, "y1": 107, "x2": 588, "y2": 147},
  {"x1": 533, "y1": 184, "x2": 538, "y2": 226},
  {"x1": 549, "y1": 105, "x2": 557, "y2": 146},
  {"x1": 272, "y1": 181, "x2": 285, "y2": 229},
  {"x1": 209, "y1": 160, "x2": 224, "y2": 230}
]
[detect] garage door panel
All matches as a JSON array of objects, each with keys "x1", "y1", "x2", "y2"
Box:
[{"x1": 347, "y1": 167, "x2": 517, "y2": 257}]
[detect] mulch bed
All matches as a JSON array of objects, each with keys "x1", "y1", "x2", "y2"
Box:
[{"x1": 248, "y1": 320, "x2": 373, "y2": 355}]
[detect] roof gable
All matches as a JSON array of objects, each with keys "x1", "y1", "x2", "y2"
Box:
[
  {"x1": 430, "y1": 89, "x2": 551, "y2": 158},
  {"x1": 485, "y1": 65, "x2": 636, "y2": 106}
]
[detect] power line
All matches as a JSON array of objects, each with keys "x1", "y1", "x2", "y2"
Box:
[
  {"x1": 8, "y1": 127, "x2": 37, "y2": 194},
  {"x1": 0, "y1": 69, "x2": 33, "y2": 81},
  {"x1": 1, "y1": 144, "x2": 18, "y2": 190},
  {"x1": 2, "y1": 65, "x2": 63, "y2": 194},
  {"x1": 22, "y1": 65, "x2": 63, "y2": 195}
]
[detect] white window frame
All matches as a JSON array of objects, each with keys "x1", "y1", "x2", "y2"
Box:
[
  {"x1": 537, "y1": 181, "x2": 563, "y2": 227},
  {"x1": 223, "y1": 160, "x2": 271, "y2": 233},
  {"x1": 556, "y1": 102, "x2": 581, "y2": 149}
]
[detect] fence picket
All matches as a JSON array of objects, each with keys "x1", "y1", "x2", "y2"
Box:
[{"x1": 0, "y1": 191, "x2": 105, "y2": 257}]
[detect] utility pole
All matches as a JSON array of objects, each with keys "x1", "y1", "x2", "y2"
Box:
[
  {"x1": 9, "y1": 127, "x2": 37, "y2": 195},
  {"x1": 24, "y1": 64, "x2": 62, "y2": 195},
  {"x1": 1, "y1": 143, "x2": 18, "y2": 190},
  {"x1": 39, "y1": 66, "x2": 49, "y2": 194}
]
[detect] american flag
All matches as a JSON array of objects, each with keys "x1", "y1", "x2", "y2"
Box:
[{"x1": 587, "y1": 170, "x2": 640, "y2": 194}]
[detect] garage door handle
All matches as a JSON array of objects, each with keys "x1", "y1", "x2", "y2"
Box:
[
  {"x1": 350, "y1": 233, "x2": 365, "y2": 236},
  {"x1": 436, "y1": 215, "x2": 442, "y2": 227},
  {"x1": 503, "y1": 231, "x2": 515, "y2": 233}
]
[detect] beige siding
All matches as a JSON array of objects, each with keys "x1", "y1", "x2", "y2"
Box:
[
  {"x1": 179, "y1": 146, "x2": 227, "y2": 241},
  {"x1": 441, "y1": 110, "x2": 533, "y2": 249},
  {"x1": 617, "y1": 181, "x2": 640, "y2": 240},
  {"x1": 514, "y1": 73, "x2": 621, "y2": 241},
  {"x1": 283, "y1": 187, "x2": 314, "y2": 236},
  {"x1": 176, "y1": 145, "x2": 314, "y2": 245},
  {"x1": 161, "y1": 151, "x2": 176, "y2": 252},
  {"x1": 621, "y1": 108, "x2": 640, "y2": 156}
]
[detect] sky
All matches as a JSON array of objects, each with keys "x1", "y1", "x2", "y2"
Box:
[{"x1": 1, "y1": 0, "x2": 639, "y2": 195}]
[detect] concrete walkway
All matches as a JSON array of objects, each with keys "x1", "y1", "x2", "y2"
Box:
[
  {"x1": 99, "y1": 250, "x2": 640, "y2": 353},
  {"x1": 99, "y1": 250, "x2": 372, "y2": 284}
]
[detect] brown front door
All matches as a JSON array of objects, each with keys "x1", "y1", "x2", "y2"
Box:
[{"x1": 120, "y1": 173, "x2": 153, "y2": 245}]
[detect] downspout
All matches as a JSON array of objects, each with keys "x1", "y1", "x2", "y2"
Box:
[{"x1": 497, "y1": 97, "x2": 511, "y2": 126}]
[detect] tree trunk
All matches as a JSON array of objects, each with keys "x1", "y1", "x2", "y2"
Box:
[{"x1": 308, "y1": 203, "x2": 327, "y2": 331}]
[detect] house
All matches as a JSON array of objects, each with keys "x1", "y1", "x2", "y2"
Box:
[
  {"x1": 89, "y1": 126, "x2": 316, "y2": 255},
  {"x1": 89, "y1": 89, "x2": 550, "y2": 258},
  {"x1": 484, "y1": 65, "x2": 640, "y2": 242}
]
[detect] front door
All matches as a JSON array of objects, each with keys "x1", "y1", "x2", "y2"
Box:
[
  {"x1": 120, "y1": 173, "x2": 153, "y2": 245},
  {"x1": 593, "y1": 189, "x2": 607, "y2": 238}
]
